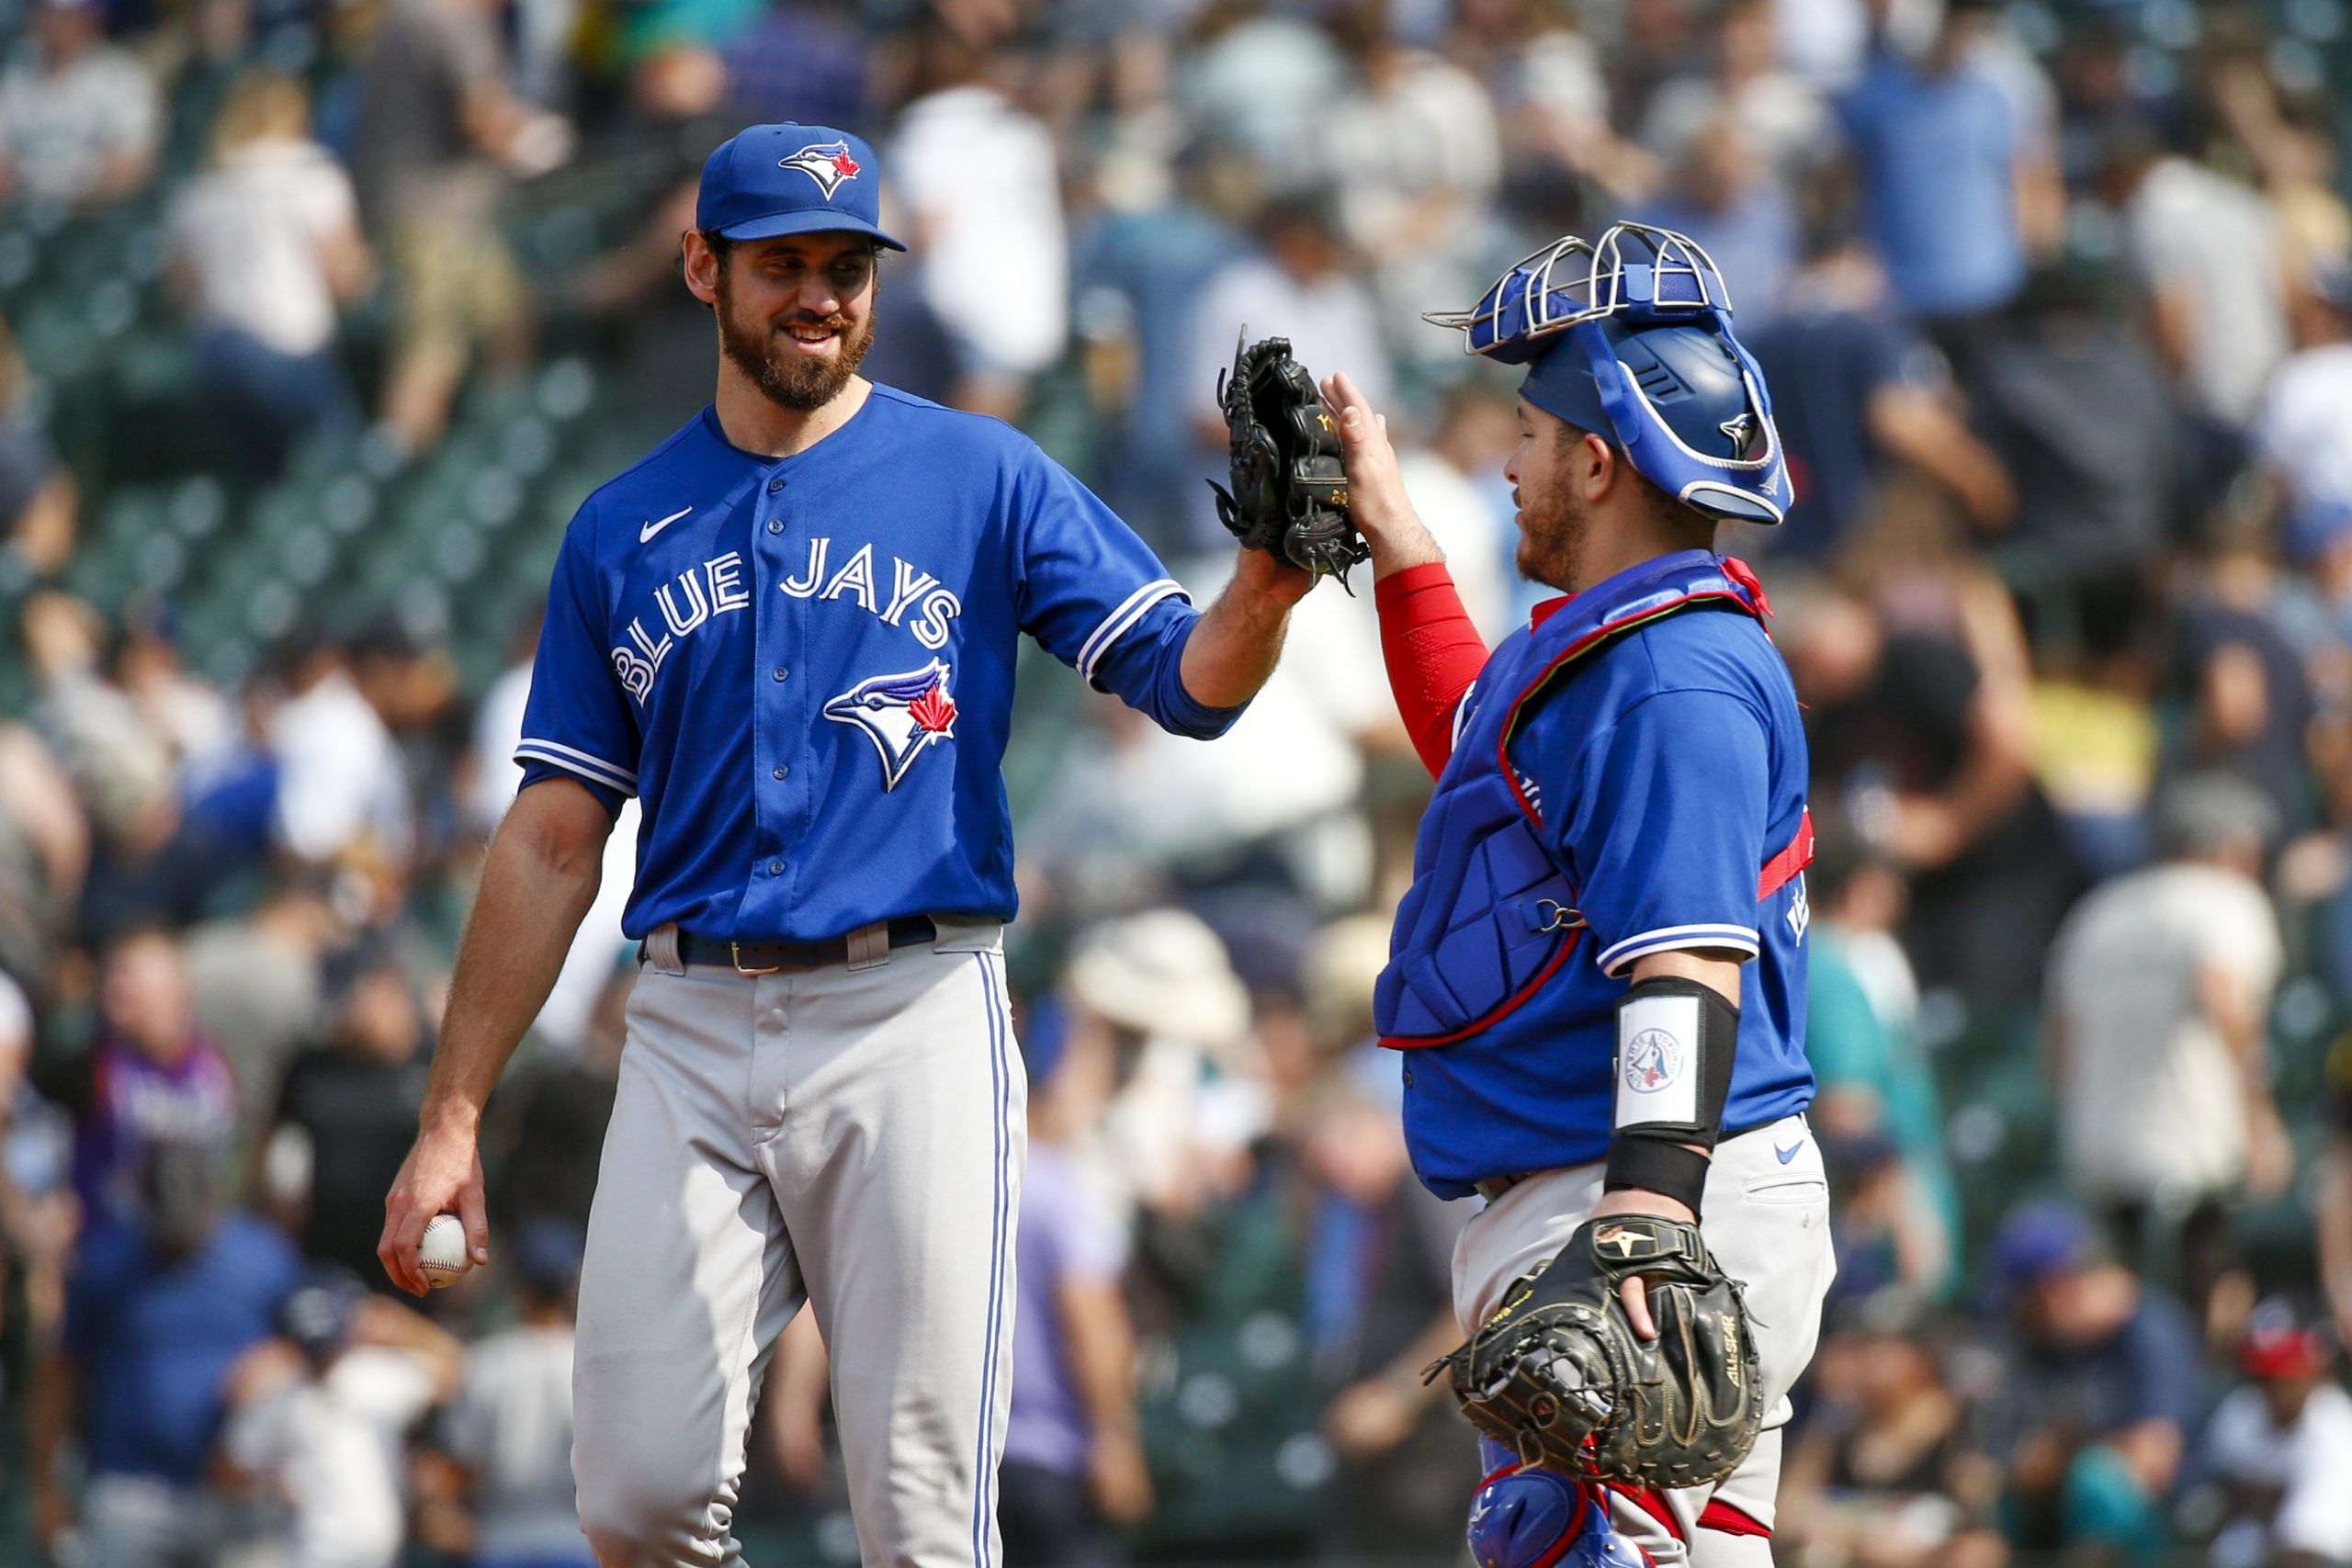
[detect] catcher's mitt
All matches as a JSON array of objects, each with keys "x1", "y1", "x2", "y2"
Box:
[
  {"x1": 1428, "y1": 1213, "x2": 1763, "y2": 1490},
  {"x1": 1207, "y1": 332, "x2": 1368, "y2": 586}
]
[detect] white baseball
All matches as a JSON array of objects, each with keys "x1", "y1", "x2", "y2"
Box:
[{"x1": 419, "y1": 1213, "x2": 473, "y2": 1289}]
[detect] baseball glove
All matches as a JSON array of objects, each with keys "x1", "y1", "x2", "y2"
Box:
[
  {"x1": 1428, "y1": 1213, "x2": 1764, "y2": 1490},
  {"x1": 1207, "y1": 333, "x2": 1368, "y2": 587}
]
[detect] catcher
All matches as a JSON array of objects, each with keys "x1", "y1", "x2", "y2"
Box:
[{"x1": 1321, "y1": 224, "x2": 1835, "y2": 1567}]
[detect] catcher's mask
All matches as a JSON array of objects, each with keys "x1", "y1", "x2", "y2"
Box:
[{"x1": 1426, "y1": 223, "x2": 1792, "y2": 526}]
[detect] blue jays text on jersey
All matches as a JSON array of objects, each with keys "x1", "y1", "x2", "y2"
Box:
[
  {"x1": 1373, "y1": 551, "x2": 1815, "y2": 1199},
  {"x1": 514, "y1": 388, "x2": 1239, "y2": 942}
]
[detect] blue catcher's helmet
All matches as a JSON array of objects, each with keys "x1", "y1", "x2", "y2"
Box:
[{"x1": 1427, "y1": 223, "x2": 1792, "y2": 525}]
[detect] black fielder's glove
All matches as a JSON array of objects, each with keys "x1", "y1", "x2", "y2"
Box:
[
  {"x1": 1427, "y1": 1213, "x2": 1764, "y2": 1490},
  {"x1": 1207, "y1": 333, "x2": 1368, "y2": 587}
]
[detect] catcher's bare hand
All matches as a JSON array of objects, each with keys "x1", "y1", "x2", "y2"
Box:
[
  {"x1": 379, "y1": 1122, "x2": 489, "y2": 1296},
  {"x1": 1587, "y1": 1186, "x2": 1700, "y2": 1338},
  {"x1": 1319, "y1": 371, "x2": 1442, "y2": 577}
]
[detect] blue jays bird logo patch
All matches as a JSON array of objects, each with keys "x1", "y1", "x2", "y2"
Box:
[
  {"x1": 1623, "y1": 1028, "x2": 1684, "y2": 1094},
  {"x1": 825, "y1": 660, "x2": 958, "y2": 790},
  {"x1": 781, "y1": 141, "x2": 862, "y2": 198}
]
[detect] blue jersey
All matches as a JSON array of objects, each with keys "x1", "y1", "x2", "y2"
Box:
[
  {"x1": 515, "y1": 389, "x2": 1238, "y2": 941},
  {"x1": 1395, "y1": 562, "x2": 1814, "y2": 1197}
]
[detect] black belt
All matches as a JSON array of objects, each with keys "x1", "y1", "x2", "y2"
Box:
[{"x1": 646, "y1": 917, "x2": 938, "y2": 975}]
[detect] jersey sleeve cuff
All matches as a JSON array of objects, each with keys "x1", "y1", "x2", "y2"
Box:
[
  {"x1": 514, "y1": 739, "x2": 639, "y2": 798},
  {"x1": 1596, "y1": 923, "x2": 1761, "y2": 977},
  {"x1": 1078, "y1": 578, "x2": 1188, "y2": 686}
]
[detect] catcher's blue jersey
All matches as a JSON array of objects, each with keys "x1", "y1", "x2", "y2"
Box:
[
  {"x1": 1392, "y1": 556, "x2": 1815, "y2": 1198},
  {"x1": 515, "y1": 389, "x2": 1237, "y2": 942}
]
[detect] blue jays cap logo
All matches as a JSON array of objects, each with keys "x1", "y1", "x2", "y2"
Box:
[
  {"x1": 825, "y1": 660, "x2": 957, "y2": 790},
  {"x1": 1623, "y1": 1028, "x2": 1684, "y2": 1093},
  {"x1": 782, "y1": 140, "x2": 862, "y2": 200}
]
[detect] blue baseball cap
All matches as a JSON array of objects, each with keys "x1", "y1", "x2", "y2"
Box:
[{"x1": 696, "y1": 123, "x2": 906, "y2": 251}]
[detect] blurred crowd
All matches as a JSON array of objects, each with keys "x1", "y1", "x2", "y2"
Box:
[{"x1": 2, "y1": 0, "x2": 2352, "y2": 1562}]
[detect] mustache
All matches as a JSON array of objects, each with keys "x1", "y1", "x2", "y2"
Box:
[{"x1": 774, "y1": 311, "x2": 854, "y2": 333}]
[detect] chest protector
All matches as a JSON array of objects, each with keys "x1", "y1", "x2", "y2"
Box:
[{"x1": 1375, "y1": 551, "x2": 1811, "y2": 1049}]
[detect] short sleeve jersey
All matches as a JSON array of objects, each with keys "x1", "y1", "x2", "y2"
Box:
[{"x1": 515, "y1": 389, "x2": 1231, "y2": 942}]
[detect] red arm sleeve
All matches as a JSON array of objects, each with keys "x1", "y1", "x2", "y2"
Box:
[{"x1": 1374, "y1": 562, "x2": 1491, "y2": 779}]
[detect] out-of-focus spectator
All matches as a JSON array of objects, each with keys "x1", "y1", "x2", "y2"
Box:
[
  {"x1": 1298, "y1": 1066, "x2": 1468, "y2": 1560},
  {"x1": 57, "y1": 926, "x2": 238, "y2": 1232},
  {"x1": 2099, "y1": 118, "x2": 2289, "y2": 434},
  {"x1": 1061, "y1": 909, "x2": 1259, "y2": 1233},
  {"x1": 2173, "y1": 521, "x2": 2320, "y2": 833},
  {"x1": 266, "y1": 632, "x2": 414, "y2": 865},
  {"x1": 0, "y1": 314, "x2": 77, "y2": 576},
  {"x1": 1966, "y1": 265, "x2": 2181, "y2": 605},
  {"x1": 0, "y1": 0, "x2": 160, "y2": 209},
  {"x1": 1175, "y1": 4, "x2": 1346, "y2": 178},
  {"x1": 719, "y1": 0, "x2": 868, "y2": 129},
  {"x1": 2204, "y1": 1298, "x2": 2352, "y2": 1568},
  {"x1": 166, "y1": 70, "x2": 370, "y2": 480},
  {"x1": 890, "y1": 26, "x2": 1069, "y2": 420},
  {"x1": 1806, "y1": 815, "x2": 1955, "y2": 1303},
  {"x1": 33, "y1": 1136, "x2": 301, "y2": 1567},
  {"x1": 1987, "y1": 1201, "x2": 2199, "y2": 1562},
  {"x1": 182, "y1": 867, "x2": 338, "y2": 1146},
  {"x1": 349, "y1": 0, "x2": 563, "y2": 452},
  {"x1": 2255, "y1": 261, "x2": 2352, "y2": 540},
  {"x1": 220, "y1": 1269, "x2": 462, "y2": 1568},
  {"x1": 1835, "y1": 0, "x2": 2056, "y2": 332},
  {"x1": 1069, "y1": 140, "x2": 1250, "y2": 556},
  {"x1": 1746, "y1": 241, "x2": 2014, "y2": 560},
  {"x1": 424, "y1": 1221, "x2": 594, "y2": 1568},
  {"x1": 1637, "y1": 0, "x2": 1827, "y2": 191},
  {"x1": 2045, "y1": 775, "x2": 2285, "y2": 1334},
  {"x1": 0, "y1": 965, "x2": 74, "y2": 1371},
  {"x1": 259, "y1": 949, "x2": 432, "y2": 1290},
  {"x1": 1319, "y1": 0, "x2": 1499, "y2": 361},
  {"x1": 1782, "y1": 1299, "x2": 2008, "y2": 1568},
  {"x1": 1001, "y1": 1003, "x2": 1150, "y2": 1567},
  {"x1": 1788, "y1": 540, "x2": 2075, "y2": 1012}
]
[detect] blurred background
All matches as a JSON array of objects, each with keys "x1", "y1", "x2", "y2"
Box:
[{"x1": 2, "y1": 0, "x2": 2351, "y2": 1562}]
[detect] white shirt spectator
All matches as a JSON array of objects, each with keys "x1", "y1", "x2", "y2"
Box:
[
  {"x1": 225, "y1": 1347, "x2": 439, "y2": 1568},
  {"x1": 2206, "y1": 1382, "x2": 2352, "y2": 1568},
  {"x1": 1323, "y1": 51, "x2": 1500, "y2": 254},
  {"x1": 2254, "y1": 342, "x2": 2352, "y2": 520},
  {"x1": 440, "y1": 1322, "x2": 587, "y2": 1562},
  {"x1": 2127, "y1": 157, "x2": 2290, "y2": 427},
  {"x1": 2047, "y1": 862, "x2": 2283, "y2": 1202},
  {"x1": 268, "y1": 668, "x2": 413, "y2": 863},
  {"x1": 890, "y1": 85, "x2": 1068, "y2": 379},
  {"x1": 0, "y1": 41, "x2": 157, "y2": 206},
  {"x1": 170, "y1": 139, "x2": 357, "y2": 356}
]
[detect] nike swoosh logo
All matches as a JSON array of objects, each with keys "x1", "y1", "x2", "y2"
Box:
[
  {"x1": 1774, "y1": 1142, "x2": 1804, "y2": 1165},
  {"x1": 639, "y1": 506, "x2": 692, "y2": 544}
]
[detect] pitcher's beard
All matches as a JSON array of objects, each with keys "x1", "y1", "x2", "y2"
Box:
[{"x1": 717, "y1": 276, "x2": 875, "y2": 412}]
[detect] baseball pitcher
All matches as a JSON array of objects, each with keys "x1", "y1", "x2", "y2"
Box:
[
  {"x1": 375, "y1": 123, "x2": 1317, "y2": 1568},
  {"x1": 1323, "y1": 224, "x2": 1834, "y2": 1566}
]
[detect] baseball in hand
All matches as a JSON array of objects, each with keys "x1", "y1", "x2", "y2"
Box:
[{"x1": 419, "y1": 1213, "x2": 473, "y2": 1290}]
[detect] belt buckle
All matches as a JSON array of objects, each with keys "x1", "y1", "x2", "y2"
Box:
[{"x1": 730, "y1": 942, "x2": 783, "y2": 977}]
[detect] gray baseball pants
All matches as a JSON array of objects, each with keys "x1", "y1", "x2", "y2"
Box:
[
  {"x1": 571, "y1": 922, "x2": 1025, "y2": 1568},
  {"x1": 1453, "y1": 1114, "x2": 1835, "y2": 1567}
]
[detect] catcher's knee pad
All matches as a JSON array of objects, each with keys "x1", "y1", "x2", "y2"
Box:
[{"x1": 1468, "y1": 1441, "x2": 1645, "y2": 1568}]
